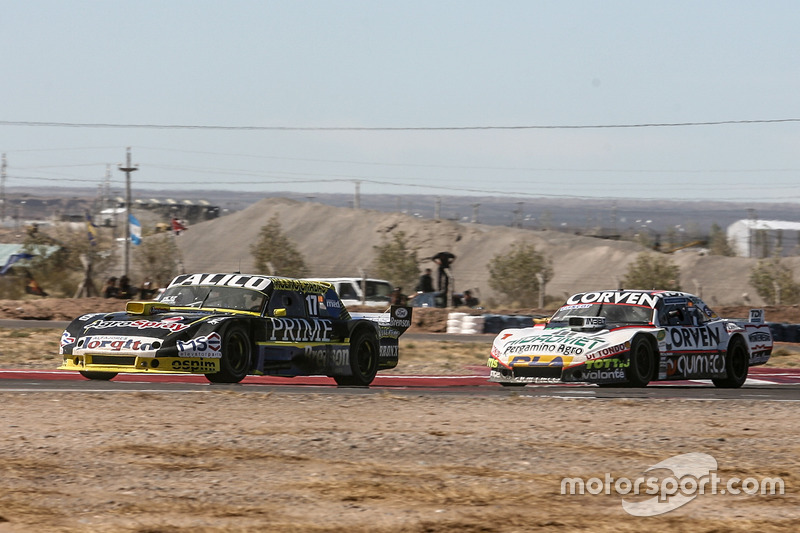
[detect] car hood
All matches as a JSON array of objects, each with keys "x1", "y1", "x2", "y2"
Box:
[{"x1": 491, "y1": 324, "x2": 652, "y2": 367}]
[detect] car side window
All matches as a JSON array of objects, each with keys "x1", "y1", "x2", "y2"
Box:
[
  {"x1": 338, "y1": 282, "x2": 357, "y2": 300},
  {"x1": 660, "y1": 304, "x2": 694, "y2": 326},
  {"x1": 267, "y1": 290, "x2": 306, "y2": 317}
]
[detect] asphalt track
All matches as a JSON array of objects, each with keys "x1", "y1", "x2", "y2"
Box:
[
  {"x1": 2, "y1": 320, "x2": 799, "y2": 401},
  {"x1": 1, "y1": 368, "x2": 799, "y2": 401}
]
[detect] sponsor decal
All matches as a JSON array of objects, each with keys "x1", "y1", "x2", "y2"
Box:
[
  {"x1": 87, "y1": 319, "x2": 190, "y2": 333},
  {"x1": 325, "y1": 299, "x2": 342, "y2": 309},
  {"x1": 666, "y1": 325, "x2": 722, "y2": 349},
  {"x1": 489, "y1": 369, "x2": 560, "y2": 384},
  {"x1": 304, "y1": 345, "x2": 350, "y2": 369},
  {"x1": 77, "y1": 335, "x2": 160, "y2": 352},
  {"x1": 581, "y1": 369, "x2": 625, "y2": 381},
  {"x1": 509, "y1": 355, "x2": 571, "y2": 366},
  {"x1": 177, "y1": 332, "x2": 222, "y2": 357},
  {"x1": 78, "y1": 313, "x2": 106, "y2": 321},
  {"x1": 170, "y1": 273, "x2": 273, "y2": 291},
  {"x1": 566, "y1": 291, "x2": 659, "y2": 308},
  {"x1": 269, "y1": 318, "x2": 333, "y2": 342},
  {"x1": 271, "y1": 278, "x2": 329, "y2": 293},
  {"x1": 586, "y1": 341, "x2": 630, "y2": 360},
  {"x1": 749, "y1": 309, "x2": 765, "y2": 324},
  {"x1": 170, "y1": 359, "x2": 218, "y2": 372},
  {"x1": 585, "y1": 358, "x2": 630, "y2": 370},
  {"x1": 503, "y1": 329, "x2": 608, "y2": 357},
  {"x1": 748, "y1": 331, "x2": 771, "y2": 343},
  {"x1": 60, "y1": 331, "x2": 75, "y2": 347},
  {"x1": 666, "y1": 353, "x2": 725, "y2": 377},
  {"x1": 560, "y1": 304, "x2": 593, "y2": 310},
  {"x1": 390, "y1": 317, "x2": 412, "y2": 328}
]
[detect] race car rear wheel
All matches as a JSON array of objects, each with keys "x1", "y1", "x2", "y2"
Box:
[
  {"x1": 79, "y1": 371, "x2": 118, "y2": 381},
  {"x1": 712, "y1": 337, "x2": 749, "y2": 388},
  {"x1": 335, "y1": 329, "x2": 380, "y2": 387},
  {"x1": 626, "y1": 335, "x2": 655, "y2": 387},
  {"x1": 206, "y1": 324, "x2": 252, "y2": 384}
]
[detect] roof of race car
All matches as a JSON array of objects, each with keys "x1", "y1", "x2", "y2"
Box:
[
  {"x1": 563, "y1": 290, "x2": 696, "y2": 309},
  {"x1": 167, "y1": 273, "x2": 333, "y2": 295}
]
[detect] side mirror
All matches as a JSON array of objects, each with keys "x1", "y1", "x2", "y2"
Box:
[{"x1": 272, "y1": 308, "x2": 287, "y2": 317}]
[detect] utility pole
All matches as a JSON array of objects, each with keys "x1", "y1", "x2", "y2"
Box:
[
  {"x1": 0, "y1": 153, "x2": 6, "y2": 223},
  {"x1": 353, "y1": 180, "x2": 361, "y2": 209},
  {"x1": 118, "y1": 147, "x2": 138, "y2": 278},
  {"x1": 471, "y1": 203, "x2": 480, "y2": 224}
]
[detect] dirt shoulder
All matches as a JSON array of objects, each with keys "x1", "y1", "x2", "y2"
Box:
[{"x1": 0, "y1": 392, "x2": 795, "y2": 532}]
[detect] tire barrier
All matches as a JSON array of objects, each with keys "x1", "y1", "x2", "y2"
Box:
[
  {"x1": 480, "y1": 314, "x2": 538, "y2": 334},
  {"x1": 768, "y1": 323, "x2": 800, "y2": 343},
  {"x1": 446, "y1": 312, "x2": 486, "y2": 334}
]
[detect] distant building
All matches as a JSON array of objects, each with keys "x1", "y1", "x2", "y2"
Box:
[{"x1": 727, "y1": 219, "x2": 800, "y2": 257}]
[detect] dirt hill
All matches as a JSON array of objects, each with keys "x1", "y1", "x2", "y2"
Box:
[{"x1": 170, "y1": 197, "x2": 799, "y2": 307}]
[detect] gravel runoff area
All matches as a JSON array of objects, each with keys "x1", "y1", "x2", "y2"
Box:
[{"x1": 0, "y1": 391, "x2": 796, "y2": 532}]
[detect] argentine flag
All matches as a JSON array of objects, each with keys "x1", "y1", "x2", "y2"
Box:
[{"x1": 130, "y1": 214, "x2": 142, "y2": 245}]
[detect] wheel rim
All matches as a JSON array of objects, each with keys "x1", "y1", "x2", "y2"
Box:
[
  {"x1": 227, "y1": 330, "x2": 250, "y2": 374},
  {"x1": 634, "y1": 342, "x2": 652, "y2": 381},
  {"x1": 355, "y1": 337, "x2": 377, "y2": 377}
]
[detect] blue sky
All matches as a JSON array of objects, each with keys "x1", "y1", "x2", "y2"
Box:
[{"x1": 2, "y1": 1, "x2": 800, "y2": 202}]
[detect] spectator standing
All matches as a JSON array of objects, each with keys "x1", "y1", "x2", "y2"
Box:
[
  {"x1": 415, "y1": 268, "x2": 435, "y2": 293},
  {"x1": 432, "y1": 251, "x2": 456, "y2": 294}
]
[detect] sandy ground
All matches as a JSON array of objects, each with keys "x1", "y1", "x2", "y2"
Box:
[
  {"x1": 0, "y1": 392, "x2": 797, "y2": 532},
  {"x1": 0, "y1": 300, "x2": 797, "y2": 532}
]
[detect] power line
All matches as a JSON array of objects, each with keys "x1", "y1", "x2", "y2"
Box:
[{"x1": 2, "y1": 118, "x2": 800, "y2": 131}]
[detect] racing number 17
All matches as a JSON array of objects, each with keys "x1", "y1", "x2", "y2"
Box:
[{"x1": 305, "y1": 294, "x2": 319, "y2": 316}]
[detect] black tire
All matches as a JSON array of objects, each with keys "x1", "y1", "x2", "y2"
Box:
[
  {"x1": 79, "y1": 371, "x2": 118, "y2": 381},
  {"x1": 500, "y1": 382, "x2": 526, "y2": 388},
  {"x1": 712, "y1": 337, "x2": 749, "y2": 388},
  {"x1": 626, "y1": 335, "x2": 655, "y2": 387},
  {"x1": 206, "y1": 325, "x2": 252, "y2": 384},
  {"x1": 335, "y1": 329, "x2": 380, "y2": 387}
]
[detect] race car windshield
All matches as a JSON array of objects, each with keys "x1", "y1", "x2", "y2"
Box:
[
  {"x1": 158, "y1": 285, "x2": 266, "y2": 313},
  {"x1": 549, "y1": 303, "x2": 653, "y2": 325}
]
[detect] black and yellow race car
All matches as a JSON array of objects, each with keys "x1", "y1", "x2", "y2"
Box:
[{"x1": 59, "y1": 273, "x2": 412, "y2": 386}]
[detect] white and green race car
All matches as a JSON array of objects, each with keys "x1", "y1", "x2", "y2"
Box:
[{"x1": 488, "y1": 290, "x2": 772, "y2": 388}]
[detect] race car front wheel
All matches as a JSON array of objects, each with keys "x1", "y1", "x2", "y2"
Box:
[
  {"x1": 626, "y1": 336, "x2": 655, "y2": 387},
  {"x1": 712, "y1": 337, "x2": 749, "y2": 388},
  {"x1": 206, "y1": 325, "x2": 252, "y2": 384},
  {"x1": 335, "y1": 329, "x2": 380, "y2": 387}
]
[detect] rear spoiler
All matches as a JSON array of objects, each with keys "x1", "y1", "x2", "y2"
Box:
[{"x1": 349, "y1": 305, "x2": 413, "y2": 335}]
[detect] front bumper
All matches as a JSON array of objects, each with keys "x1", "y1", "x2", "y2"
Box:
[{"x1": 60, "y1": 354, "x2": 220, "y2": 374}]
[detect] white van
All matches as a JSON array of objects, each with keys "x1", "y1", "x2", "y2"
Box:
[{"x1": 304, "y1": 277, "x2": 394, "y2": 308}]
